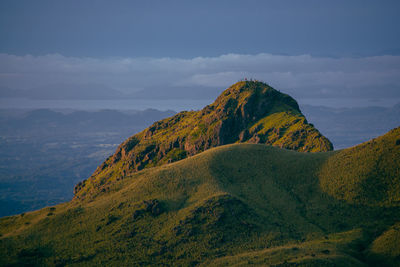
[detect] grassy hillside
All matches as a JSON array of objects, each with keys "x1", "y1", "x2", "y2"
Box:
[
  {"x1": 1, "y1": 127, "x2": 399, "y2": 266},
  {"x1": 75, "y1": 81, "x2": 333, "y2": 199},
  {"x1": 320, "y1": 127, "x2": 400, "y2": 206}
]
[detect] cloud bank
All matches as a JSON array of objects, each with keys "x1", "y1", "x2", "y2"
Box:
[{"x1": 1, "y1": 53, "x2": 400, "y2": 106}]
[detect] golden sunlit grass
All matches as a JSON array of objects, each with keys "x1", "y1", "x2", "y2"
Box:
[{"x1": 1, "y1": 127, "x2": 399, "y2": 266}]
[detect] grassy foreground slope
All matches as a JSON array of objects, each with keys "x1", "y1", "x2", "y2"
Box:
[{"x1": 1, "y1": 128, "x2": 399, "y2": 266}]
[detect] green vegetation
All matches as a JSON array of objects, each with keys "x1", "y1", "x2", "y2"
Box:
[
  {"x1": 367, "y1": 222, "x2": 400, "y2": 266},
  {"x1": 1, "y1": 127, "x2": 399, "y2": 266},
  {"x1": 320, "y1": 127, "x2": 400, "y2": 206},
  {"x1": 204, "y1": 230, "x2": 367, "y2": 266},
  {"x1": 75, "y1": 81, "x2": 332, "y2": 198}
]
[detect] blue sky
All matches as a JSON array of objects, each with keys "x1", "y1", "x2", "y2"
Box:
[
  {"x1": 0, "y1": 0, "x2": 400, "y2": 108},
  {"x1": 1, "y1": 0, "x2": 399, "y2": 58}
]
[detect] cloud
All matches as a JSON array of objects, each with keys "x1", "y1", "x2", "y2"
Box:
[{"x1": 0, "y1": 53, "x2": 399, "y2": 104}]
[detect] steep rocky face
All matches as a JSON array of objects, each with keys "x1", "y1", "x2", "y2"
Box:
[{"x1": 74, "y1": 81, "x2": 333, "y2": 198}]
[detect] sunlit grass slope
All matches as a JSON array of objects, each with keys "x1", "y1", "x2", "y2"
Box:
[
  {"x1": 1, "y1": 128, "x2": 399, "y2": 266},
  {"x1": 320, "y1": 127, "x2": 400, "y2": 206}
]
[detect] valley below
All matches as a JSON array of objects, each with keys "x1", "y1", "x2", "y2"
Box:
[{"x1": 0, "y1": 109, "x2": 175, "y2": 217}]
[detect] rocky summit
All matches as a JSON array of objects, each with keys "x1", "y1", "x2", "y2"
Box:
[{"x1": 74, "y1": 81, "x2": 332, "y2": 198}]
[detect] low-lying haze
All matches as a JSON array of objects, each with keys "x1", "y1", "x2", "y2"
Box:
[{"x1": 1, "y1": 53, "x2": 400, "y2": 109}]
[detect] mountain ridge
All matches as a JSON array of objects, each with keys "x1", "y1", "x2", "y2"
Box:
[{"x1": 74, "y1": 81, "x2": 333, "y2": 198}]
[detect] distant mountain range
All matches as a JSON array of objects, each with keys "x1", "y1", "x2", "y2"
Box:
[
  {"x1": 0, "y1": 81, "x2": 399, "y2": 266},
  {"x1": 302, "y1": 103, "x2": 400, "y2": 149},
  {"x1": 0, "y1": 108, "x2": 175, "y2": 133},
  {"x1": 0, "y1": 83, "x2": 125, "y2": 100},
  {"x1": 0, "y1": 83, "x2": 221, "y2": 100}
]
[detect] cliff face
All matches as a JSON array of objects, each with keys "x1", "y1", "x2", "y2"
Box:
[{"x1": 74, "y1": 81, "x2": 333, "y2": 198}]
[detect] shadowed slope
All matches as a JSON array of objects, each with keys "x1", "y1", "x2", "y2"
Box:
[
  {"x1": 74, "y1": 81, "x2": 332, "y2": 198},
  {"x1": 1, "y1": 127, "x2": 399, "y2": 266}
]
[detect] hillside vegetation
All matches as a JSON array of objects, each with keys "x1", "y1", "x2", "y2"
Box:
[
  {"x1": 1, "y1": 127, "x2": 399, "y2": 266},
  {"x1": 320, "y1": 127, "x2": 400, "y2": 206},
  {"x1": 74, "y1": 81, "x2": 332, "y2": 199}
]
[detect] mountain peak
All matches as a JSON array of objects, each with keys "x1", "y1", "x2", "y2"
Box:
[
  {"x1": 216, "y1": 81, "x2": 295, "y2": 106},
  {"x1": 74, "y1": 81, "x2": 333, "y2": 198},
  {"x1": 212, "y1": 80, "x2": 300, "y2": 120}
]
